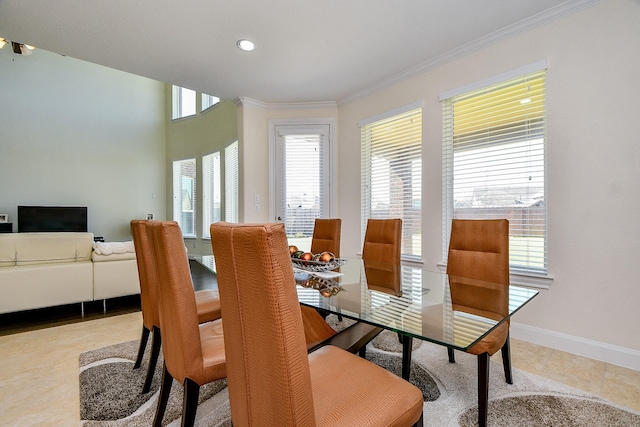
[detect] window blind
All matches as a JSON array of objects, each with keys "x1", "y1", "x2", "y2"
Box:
[
  {"x1": 172, "y1": 158, "x2": 196, "y2": 237},
  {"x1": 279, "y1": 132, "x2": 325, "y2": 238},
  {"x1": 202, "y1": 151, "x2": 221, "y2": 239},
  {"x1": 201, "y1": 93, "x2": 220, "y2": 111},
  {"x1": 172, "y1": 86, "x2": 196, "y2": 119},
  {"x1": 361, "y1": 107, "x2": 422, "y2": 260},
  {"x1": 442, "y1": 70, "x2": 547, "y2": 274},
  {"x1": 224, "y1": 141, "x2": 239, "y2": 223}
]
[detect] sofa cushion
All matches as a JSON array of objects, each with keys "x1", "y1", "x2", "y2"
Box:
[{"x1": 0, "y1": 232, "x2": 94, "y2": 267}]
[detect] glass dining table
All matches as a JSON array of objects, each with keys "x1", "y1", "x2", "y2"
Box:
[{"x1": 194, "y1": 254, "x2": 539, "y2": 381}]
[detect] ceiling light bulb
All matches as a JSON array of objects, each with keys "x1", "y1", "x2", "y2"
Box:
[
  {"x1": 236, "y1": 39, "x2": 255, "y2": 52},
  {"x1": 0, "y1": 38, "x2": 6, "y2": 49},
  {"x1": 24, "y1": 44, "x2": 35, "y2": 50}
]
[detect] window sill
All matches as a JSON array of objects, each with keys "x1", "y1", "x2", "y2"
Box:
[{"x1": 437, "y1": 262, "x2": 553, "y2": 290}]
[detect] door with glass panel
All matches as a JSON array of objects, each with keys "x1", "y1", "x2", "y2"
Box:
[{"x1": 273, "y1": 124, "x2": 331, "y2": 251}]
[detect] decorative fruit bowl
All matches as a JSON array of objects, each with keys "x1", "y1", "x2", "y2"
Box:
[
  {"x1": 291, "y1": 257, "x2": 347, "y2": 272},
  {"x1": 288, "y1": 246, "x2": 347, "y2": 272}
]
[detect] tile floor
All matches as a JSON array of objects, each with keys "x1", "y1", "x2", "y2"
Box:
[{"x1": 1, "y1": 310, "x2": 639, "y2": 426}]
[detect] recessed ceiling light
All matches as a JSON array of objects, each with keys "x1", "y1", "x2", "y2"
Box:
[{"x1": 236, "y1": 39, "x2": 255, "y2": 52}]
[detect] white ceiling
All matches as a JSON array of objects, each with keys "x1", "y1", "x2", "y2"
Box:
[{"x1": 0, "y1": 0, "x2": 598, "y2": 104}]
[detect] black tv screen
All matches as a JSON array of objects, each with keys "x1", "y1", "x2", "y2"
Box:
[{"x1": 18, "y1": 206, "x2": 88, "y2": 233}]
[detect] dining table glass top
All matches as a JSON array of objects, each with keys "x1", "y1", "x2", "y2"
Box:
[{"x1": 193, "y1": 255, "x2": 539, "y2": 351}]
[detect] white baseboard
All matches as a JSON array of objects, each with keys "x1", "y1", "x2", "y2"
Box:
[{"x1": 511, "y1": 322, "x2": 640, "y2": 371}]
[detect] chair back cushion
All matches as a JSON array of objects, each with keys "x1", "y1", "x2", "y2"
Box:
[
  {"x1": 446, "y1": 219, "x2": 509, "y2": 285},
  {"x1": 130, "y1": 220, "x2": 160, "y2": 330},
  {"x1": 310, "y1": 218, "x2": 341, "y2": 257},
  {"x1": 361, "y1": 218, "x2": 402, "y2": 263},
  {"x1": 211, "y1": 222, "x2": 316, "y2": 426},
  {"x1": 147, "y1": 221, "x2": 204, "y2": 384}
]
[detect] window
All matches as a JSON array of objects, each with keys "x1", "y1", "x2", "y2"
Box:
[
  {"x1": 202, "y1": 93, "x2": 220, "y2": 111},
  {"x1": 224, "y1": 141, "x2": 239, "y2": 223},
  {"x1": 172, "y1": 85, "x2": 196, "y2": 119},
  {"x1": 202, "y1": 152, "x2": 221, "y2": 239},
  {"x1": 172, "y1": 158, "x2": 196, "y2": 237},
  {"x1": 442, "y1": 66, "x2": 547, "y2": 275},
  {"x1": 360, "y1": 105, "x2": 422, "y2": 260}
]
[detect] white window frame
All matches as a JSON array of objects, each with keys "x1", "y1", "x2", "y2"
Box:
[
  {"x1": 172, "y1": 85, "x2": 196, "y2": 120},
  {"x1": 202, "y1": 151, "x2": 221, "y2": 239},
  {"x1": 224, "y1": 141, "x2": 239, "y2": 223},
  {"x1": 360, "y1": 103, "x2": 423, "y2": 262},
  {"x1": 440, "y1": 61, "x2": 553, "y2": 289},
  {"x1": 172, "y1": 158, "x2": 197, "y2": 237},
  {"x1": 268, "y1": 118, "x2": 337, "y2": 222},
  {"x1": 202, "y1": 93, "x2": 220, "y2": 112}
]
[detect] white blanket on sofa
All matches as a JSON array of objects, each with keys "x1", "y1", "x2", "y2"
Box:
[{"x1": 93, "y1": 241, "x2": 135, "y2": 256}]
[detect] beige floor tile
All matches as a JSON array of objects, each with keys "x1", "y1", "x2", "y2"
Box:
[
  {"x1": 509, "y1": 338, "x2": 554, "y2": 375},
  {"x1": 538, "y1": 349, "x2": 606, "y2": 394},
  {"x1": 600, "y1": 363, "x2": 640, "y2": 412}
]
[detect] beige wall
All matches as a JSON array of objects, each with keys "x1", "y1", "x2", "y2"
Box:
[
  {"x1": 336, "y1": 0, "x2": 640, "y2": 358},
  {"x1": 0, "y1": 48, "x2": 166, "y2": 241},
  {"x1": 237, "y1": 99, "x2": 339, "y2": 224}
]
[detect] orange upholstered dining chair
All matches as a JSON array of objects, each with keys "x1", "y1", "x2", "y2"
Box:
[
  {"x1": 446, "y1": 218, "x2": 511, "y2": 427},
  {"x1": 145, "y1": 221, "x2": 226, "y2": 427},
  {"x1": 310, "y1": 218, "x2": 342, "y2": 257},
  {"x1": 362, "y1": 218, "x2": 402, "y2": 263},
  {"x1": 130, "y1": 219, "x2": 222, "y2": 394},
  {"x1": 210, "y1": 222, "x2": 423, "y2": 427},
  {"x1": 303, "y1": 218, "x2": 343, "y2": 347}
]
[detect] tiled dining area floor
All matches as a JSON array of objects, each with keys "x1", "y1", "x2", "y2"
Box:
[{"x1": 1, "y1": 306, "x2": 639, "y2": 426}]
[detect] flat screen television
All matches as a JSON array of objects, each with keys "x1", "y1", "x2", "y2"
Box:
[{"x1": 18, "y1": 206, "x2": 88, "y2": 233}]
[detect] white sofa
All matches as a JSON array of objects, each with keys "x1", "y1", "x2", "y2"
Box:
[{"x1": 0, "y1": 232, "x2": 140, "y2": 314}]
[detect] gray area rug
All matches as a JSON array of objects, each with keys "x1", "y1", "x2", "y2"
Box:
[{"x1": 80, "y1": 316, "x2": 640, "y2": 427}]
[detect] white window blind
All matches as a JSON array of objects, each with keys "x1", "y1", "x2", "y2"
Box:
[
  {"x1": 224, "y1": 141, "x2": 239, "y2": 223},
  {"x1": 442, "y1": 69, "x2": 547, "y2": 274},
  {"x1": 172, "y1": 158, "x2": 196, "y2": 237},
  {"x1": 202, "y1": 93, "x2": 220, "y2": 111},
  {"x1": 172, "y1": 85, "x2": 196, "y2": 119},
  {"x1": 279, "y1": 131, "x2": 327, "y2": 238},
  {"x1": 202, "y1": 151, "x2": 221, "y2": 239},
  {"x1": 361, "y1": 107, "x2": 422, "y2": 260}
]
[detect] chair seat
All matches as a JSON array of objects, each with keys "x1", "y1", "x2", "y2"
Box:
[
  {"x1": 199, "y1": 320, "x2": 226, "y2": 379},
  {"x1": 195, "y1": 290, "x2": 222, "y2": 324},
  {"x1": 309, "y1": 345, "x2": 423, "y2": 427}
]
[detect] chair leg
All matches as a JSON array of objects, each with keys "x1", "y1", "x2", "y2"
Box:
[
  {"x1": 477, "y1": 352, "x2": 490, "y2": 427},
  {"x1": 501, "y1": 335, "x2": 513, "y2": 384},
  {"x1": 133, "y1": 325, "x2": 150, "y2": 370},
  {"x1": 182, "y1": 378, "x2": 201, "y2": 427},
  {"x1": 153, "y1": 363, "x2": 173, "y2": 427},
  {"x1": 447, "y1": 347, "x2": 456, "y2": 363},
  {"x1": 358, "y1": 345, "x2": 366, "y2": 358},
  {"x1": 142, "y1": 326, "x2": 162, "y2": 394}
]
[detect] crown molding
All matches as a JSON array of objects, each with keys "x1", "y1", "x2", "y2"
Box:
[
  {"x1": 235, "y1": 97, "x2": 337, "y2": 110},
  {"x1": 338, "y1": 0, "x2": 604, "y2": 106},
  {"x1": 266, "y1": 101, "x2": 337, "y2": 110},
  {"x1": 234, "y1": 97, "x2": 267, "y2": 108}
]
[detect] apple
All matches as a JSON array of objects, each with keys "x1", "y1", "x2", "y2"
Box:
[
  {"x1": 319, "y1": 252, "x2": 334, "y2": 263},
  {"x1": 300, "y1": 252, "x2": 313, "y2": 261},
  {"x1": 289, "y1": 245, "x2": 298, "y2": 256}
]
